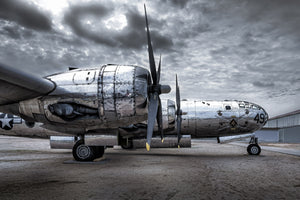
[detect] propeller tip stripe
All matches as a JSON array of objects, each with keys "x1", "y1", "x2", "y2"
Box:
[{"x1": 146, "y1": 143, "x2": 151, "y2": 151}]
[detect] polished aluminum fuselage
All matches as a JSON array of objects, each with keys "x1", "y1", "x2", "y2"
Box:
[
  {"x1": 179, "y1": 100, "x2": 267, "y2": 137},
  {"x1": 121, "y1": 99, "x2": 268, "y2": 139}
]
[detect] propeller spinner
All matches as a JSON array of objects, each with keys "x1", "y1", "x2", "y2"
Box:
[{"x1": 144, "y1": 5, "x2": 171, "y2": 151}]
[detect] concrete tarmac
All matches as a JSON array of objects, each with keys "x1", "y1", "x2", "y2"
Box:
[{"x1": 0, "y1": 135, "x2": 299, "y2": 200}]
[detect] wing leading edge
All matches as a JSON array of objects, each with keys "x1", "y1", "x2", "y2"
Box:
[{"x1": 0, "y1": 63, "x2": 55, "y2": 106}]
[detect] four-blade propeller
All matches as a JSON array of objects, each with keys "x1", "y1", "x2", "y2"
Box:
[{"x1": 144, "y1": 5, "x2": 171, "y2": 151}]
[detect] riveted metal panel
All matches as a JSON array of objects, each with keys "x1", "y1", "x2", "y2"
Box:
[
  {"x1": 97, "y1": 67, "x2": 104, "y2": 118},
  {"x1": 115, "y1": 66, "x2": 135, "y2": 117},
  {"x1": 19, "y1": 98, "x2": 43, "y2": 120},
  {"x1": 103, "y1": 71, "x2": 115, "y2": 83},
  {"x1": 115, "y1": 66, "x2": 135, "y2": 83},
  {"x1": 161, "y1": 99, "x2": 169, "y2": 129},
  {"x1": 104, "y1": 65, "x2": 118, "y2": 72},
  {"x1": 167, "y1": 99, "x2": 176, "y2": 130},
  {"x1": 60, "y1": 84, "x2": 98, "y2": 98},
  {"x1": 181, "y1": 100, "x2": 196, "y2": 135},
  {"x1": 102, "y1": 65, "x2": 117, "y2": 121}
]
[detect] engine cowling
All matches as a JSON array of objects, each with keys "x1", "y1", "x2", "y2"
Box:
[{"x1": 18, "y1": 65, "x2": 150, "y2": 132}]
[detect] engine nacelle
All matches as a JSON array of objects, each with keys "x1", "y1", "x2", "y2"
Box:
[
  {"x1": 18, "y1": 65, "x2": 149, "y2": 134},
  {"x1": 161, "y1": 99, "x2": 176, "y2": 131}
]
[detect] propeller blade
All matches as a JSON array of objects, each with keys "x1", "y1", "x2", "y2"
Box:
[
  {"x1": 144, "y1": 5, "x2": 157, "y2": 85},
  {"x1": 146, "y1": 92, "x2": 159, "y2": 151},
  {"x1": 157, "y1": 55, "x2": 161, "y2": 84},
  {"x1": 176, "y1": 74, "x2": 180, "y2": 112},
  {"x1": 157, "y1": 97, "x2": 164, "y2": 143},
  {"x1": 144, "y1": 5, "x2": 170, "y2": 151},
  {"x1": 176, "y1": 74, "x2": 182, "y2": 148},
  {"x1": 177, "y1": 115, "x2": 182, "y2": 147}
]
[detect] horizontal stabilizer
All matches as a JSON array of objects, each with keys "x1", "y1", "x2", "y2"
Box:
[{"x1": 0, "y1": 63, "x2": 55, "y2": 105}]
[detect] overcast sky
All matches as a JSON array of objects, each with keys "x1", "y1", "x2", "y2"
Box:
[{"x1": 0, "y1": 0, "x2": 299, "y2": 117}]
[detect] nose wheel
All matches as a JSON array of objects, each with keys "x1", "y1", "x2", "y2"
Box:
[{"x1": 247, "y1": 136, "x2": 261, "y2": 155}]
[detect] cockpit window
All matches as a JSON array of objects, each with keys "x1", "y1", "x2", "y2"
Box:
[
  {"x1": 251, "y1": 105, "x2": 258, "y2": 109},
  {"x1": 225, "y1": 105, "x2": 231, "y2": 110},
  {"x1": 239, "y1": 103, "x2": 245, "y2": 108}
]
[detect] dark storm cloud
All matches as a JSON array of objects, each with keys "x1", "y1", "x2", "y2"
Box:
[
  {"x1": 0, "y1": 0, "x2": 52, "y2": 31},
  {"x1": 161, "y1": 0, "x2": 190, "y2": 8},
  {"x1": 253, "y1": 81, "x2": 275, "y2": 88},
  {"x1": 1, "y1": 25, "x2": 21, "y2": 39},
  {"x1": 64, "y1": 4, "x2": 116, "y2": 46},
  {"x1": 115, "y1": 7, "x2": 146, "y2": 49},
  {"x1": 0, "y1": 0, "x2": 298, "y2": 117},
  {"x1": 64, "y1": 3, "x2": 173, "y2": 50},
  {"x1": 117, "y1": 7, "x2": 173, "y2": 50}
]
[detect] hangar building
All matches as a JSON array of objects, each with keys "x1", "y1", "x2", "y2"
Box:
[{"x1": 255, "y1": 110, "x2": 300, "y2": 143}]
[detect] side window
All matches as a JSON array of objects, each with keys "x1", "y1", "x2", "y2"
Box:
[
  {"x1": 73, "y1": 71, "x2": 95, "y2": 84},
  {"x1": 225, "y1": 105, "x2": 231, "y2": 110},
  {"x1": 239, "y1": 103, "x2": 245, "y2": 108},
  {"x1": 251, "y1": 104, "x2": 258, "y2": 110}
]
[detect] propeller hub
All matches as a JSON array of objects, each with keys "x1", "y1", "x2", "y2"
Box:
[
  {"x1": 177, "y1": 109, "x2": 182, "y2": 116},
  {"x1": 148, "y1": 84, "x2": 171, "y2": 95},
  {"x1": 160, "y1": 84, "x2": 171, "y2": 94}
]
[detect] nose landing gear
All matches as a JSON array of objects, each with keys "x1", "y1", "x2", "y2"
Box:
[{"x1": 247, "y1": 136, "x2": 261, "y2": 155}]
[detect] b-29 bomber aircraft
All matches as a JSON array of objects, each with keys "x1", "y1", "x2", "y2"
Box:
[{"x1": 0, "y1": 6, "x2": 267, "y2": 161}]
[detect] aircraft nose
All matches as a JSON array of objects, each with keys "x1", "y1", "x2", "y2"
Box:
[
  {"x1": 262, "y1": 108, "x2": 268, "y2": 125},
  {"x1": 252, "y1": 103, "x2": 268, "y2": 127}
]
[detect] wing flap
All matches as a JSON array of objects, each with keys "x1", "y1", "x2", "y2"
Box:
[{"x1": 0, "y1": 63, "x2": 55, "y2": 105}]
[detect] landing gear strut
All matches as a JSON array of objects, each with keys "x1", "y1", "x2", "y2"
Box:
[
  {"x1": 72, "y1": 139, "x2": 105, "y2": 161},
  {"x1": 120, "y1": 137, "x2": 133, "y2": 149},
  {"x1": 247, "y1": 136, "x2": 261, "y2": 155}
]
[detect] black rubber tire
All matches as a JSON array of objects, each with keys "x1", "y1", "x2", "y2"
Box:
[
  {"x1": 247, "y1": 144, "x2": 261, "y2": 155},
  {"x1": 92, "y1": 146, "x2": 105, "y2": 159},
  {"x1": 72, "y1": 140, "x2": 95, "y2": 161}
]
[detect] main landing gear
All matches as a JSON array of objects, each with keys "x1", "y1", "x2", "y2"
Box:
[
  {"x1": 72, "y1": 139, "x2": 105, "y2": 162},
  {"x1": 247, "y1": 136, "x2": 261, "y2": 155},
  {"x1": 120, "y1": 137, "x2": 133, "y2": 149}
]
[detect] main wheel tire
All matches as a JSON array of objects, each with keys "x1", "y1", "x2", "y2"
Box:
[
  {"x1": 72, "y1": 140, "x2": 95, "y2": 161},
  {"x1": 92, "y1": 146, "x2": 105, "y2": 159},
  {"x1": 247, "y1": 144, "x2": 261, "y2": 155}
]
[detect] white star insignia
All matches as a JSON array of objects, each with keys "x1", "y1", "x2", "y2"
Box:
[{"x1": 0, "y1": 114, "x2": 13, "y2": 129}]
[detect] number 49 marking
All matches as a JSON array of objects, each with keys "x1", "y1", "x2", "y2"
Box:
[{"x1": 254, "y1": 113, "x2": 265, "y2": 124}]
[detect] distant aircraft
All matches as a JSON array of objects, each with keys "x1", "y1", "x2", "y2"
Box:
[{"x1": 0, "y1": 5, "x2": 268, "y2": 161}]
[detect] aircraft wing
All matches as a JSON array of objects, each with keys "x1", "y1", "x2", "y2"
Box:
[{"x1": 0, "y1": 63, "x2": 55, "y2": 106}]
